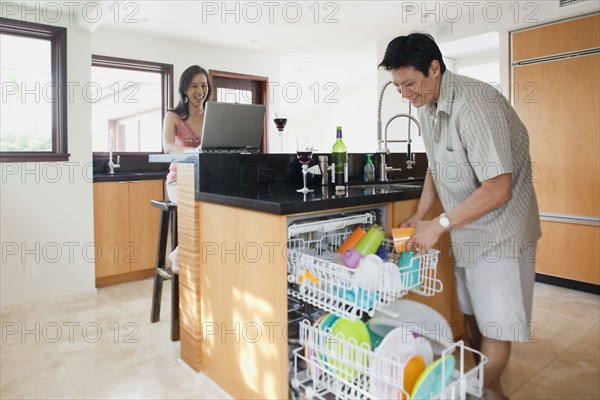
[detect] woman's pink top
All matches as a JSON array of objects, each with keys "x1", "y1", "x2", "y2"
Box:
[{"x1": 166, "y1": 114, "x2": 201, "y2": 184}]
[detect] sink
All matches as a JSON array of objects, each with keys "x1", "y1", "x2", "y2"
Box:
[
  {"x1": 388, "y1": 183, "x2": 423, "y2": 190},
  {"x1": 348, "y1": 182, "x2": 423, "y2": 193}
]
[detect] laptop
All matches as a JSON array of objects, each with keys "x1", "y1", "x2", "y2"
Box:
[{"x1": 185, "y1": 102, "x2": 265, "y2": 153}]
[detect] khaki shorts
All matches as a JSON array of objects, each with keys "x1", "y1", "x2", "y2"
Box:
[{"x1": 454, "y1": 249, "x2": 536, "y2": 342}]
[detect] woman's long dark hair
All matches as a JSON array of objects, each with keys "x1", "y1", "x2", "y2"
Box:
[{"x1": 169, "y1": 65, "x2": 211, "y2": 120}]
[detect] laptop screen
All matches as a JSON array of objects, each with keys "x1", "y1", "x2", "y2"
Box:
[{"x1": 195, "y1": 102, "x2": 265, "y2": 153}]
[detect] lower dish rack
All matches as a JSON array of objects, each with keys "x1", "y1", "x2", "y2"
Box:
[
  {"x1": 287, "y1": 231, "x2": 443, "y2": 320},
  {"x1": 291, "y1": 319, "x2": 487, "y2": 400}
]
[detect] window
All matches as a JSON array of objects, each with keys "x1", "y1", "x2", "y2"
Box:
[
  {"x1": 91, "y1": 56, "x2": 173, "y2": 154},
  {"x1": 216, "y1": 87, "x2": 253, "y2": 104},
  {"x1": 0, "y1": 19, "x2": 67, "y2": 162},
  {"x1": 457, "y1": 61, "x2": 500, "y2": 86},
  {"x1": 209, "y1": 70, "x2": 268, "y2": 152}
]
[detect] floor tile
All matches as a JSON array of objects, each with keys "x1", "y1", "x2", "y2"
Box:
[{"x1": 1, "y1": 279, "x2": 598, "y2": 399}]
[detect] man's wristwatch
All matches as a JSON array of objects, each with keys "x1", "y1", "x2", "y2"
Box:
[{"x1": 438, "y1": 213, "x2": 451, "y2": 232}]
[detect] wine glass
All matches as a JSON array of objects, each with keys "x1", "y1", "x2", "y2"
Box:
[
  {"x1": 296, "y1": 143, "x2": 314, "y2": 194},
  {"x1": 273, "y1": 114, "x2": 287, "y2": 152}
]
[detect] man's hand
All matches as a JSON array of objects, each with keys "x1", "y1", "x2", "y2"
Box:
[
  {"x1": 406, "y1": 218, "x2": 444, "y2": 254},
  {"x1": 400, "y1": 213, "x2": 420, "y2": 228}
]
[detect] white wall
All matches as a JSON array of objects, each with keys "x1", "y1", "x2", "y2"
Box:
[
  {"x1": 277, "y1": 51, "x2": 377, "y2": 154},
  {"x1": 1, "y1": 9, "x2": 96, "y2": 309}
]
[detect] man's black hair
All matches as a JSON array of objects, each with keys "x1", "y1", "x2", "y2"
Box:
[{"x1": 379, "y1": 33, "x2": 446, "y2": 77}]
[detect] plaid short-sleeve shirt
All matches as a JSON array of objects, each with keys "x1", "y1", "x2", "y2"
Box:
[{"x1": 418, "y1": 71, "x2": 541, "y2": 267}]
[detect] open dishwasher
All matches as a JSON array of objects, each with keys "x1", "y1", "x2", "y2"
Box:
[{"x1": 285, "y1": 205, "x2": 487, "y2": 400}]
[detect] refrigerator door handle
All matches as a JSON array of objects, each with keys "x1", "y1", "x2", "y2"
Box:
[{"x1": 539, "y1": 212, "x2": 600, "y2": 227}]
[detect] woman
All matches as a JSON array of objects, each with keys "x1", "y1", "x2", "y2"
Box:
[
  {"x1": 163, "y1": 65, "x2": 211, "y2": 272},
  {"x1": 163, "y1": 65, "x2": 211, "y2": 203}
]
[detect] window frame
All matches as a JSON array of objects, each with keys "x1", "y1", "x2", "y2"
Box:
[
  {"x1": 209, "y1": 70, "x2": 269, "y2": 153},
  {"x1": 91, "y1": 55, "x2": 173, "y2": 158},
  {"x1": 0, "y1": 18, "x2": 67, "y2": 162}
]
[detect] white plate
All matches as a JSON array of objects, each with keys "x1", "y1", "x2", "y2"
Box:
[
  {"x1": 369, "y1": 326, "x2": 417, "y2": 399},
  {"x1": 413, "y1": 336, "x2": 434, "y2": 366},
  {"x1": 366, "y1": 299, "x2": 454, "y2": 355}
]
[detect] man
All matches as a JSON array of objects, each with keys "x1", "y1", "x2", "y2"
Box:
[{"x1": 379, "y1": 33, "x2": 541, "y2": 398}]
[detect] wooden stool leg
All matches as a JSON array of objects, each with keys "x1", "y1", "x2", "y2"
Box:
[
  {"x1": 170, "y1": 207, "x2": 180, "y2": 341},
  {"x1": 171, "y1": 273, "x2": 180, "y2": 341},
  {"x1": 151, "y1": 209, "x2": 170, "y2": 323}
]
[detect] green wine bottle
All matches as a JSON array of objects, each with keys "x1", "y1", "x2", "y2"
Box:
[{"x1": 331, "y1": 126, "x2": 347, "y2": 185}]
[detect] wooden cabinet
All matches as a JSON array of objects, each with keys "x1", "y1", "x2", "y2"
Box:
[
  {"x1": 512, "y1": 13, "x2": 599, "y2": 62},
  {"x1": 93, "y1": 179, "x2": 163, "y2": 287},
  {"x1": 391, "y1": 199, "x2": 464, "y2": 340},
  {"x1": 511, "y1": 13, "x2": 600, "y2": 285}
]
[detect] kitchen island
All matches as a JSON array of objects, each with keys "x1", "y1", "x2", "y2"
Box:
[{"x1": 149, "y1": 154, "x2": 460, "y2": 399}]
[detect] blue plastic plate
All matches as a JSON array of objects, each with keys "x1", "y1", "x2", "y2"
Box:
[{"x1": 411, "y1": 354, "x2": 455, "y2": 399}]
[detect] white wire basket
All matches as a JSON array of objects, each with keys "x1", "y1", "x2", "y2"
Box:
[
  {"x1": 287, "y1": 232, "x2": 442, "y2": 320},
  {"x1": 290, "y1": 319, "x2": 487, "y2": 400}
]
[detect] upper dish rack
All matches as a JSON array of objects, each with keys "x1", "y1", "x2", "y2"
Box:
[{"x1": 287, "y1": 214, "x2": 442, "y2": 320}]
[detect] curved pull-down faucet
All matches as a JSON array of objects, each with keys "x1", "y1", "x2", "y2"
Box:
[
  {"x1": 384, "y1": 113, "x2": 421, "y2": 170},
  {"x1": 376, "y1": 81, "x2": 422, "y2": 180}
]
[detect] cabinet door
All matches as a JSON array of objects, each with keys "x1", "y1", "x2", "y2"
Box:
[
  {"x1": 513, "y1": 55, "x2": 600, "y2": 217},
  {"x1": 511, "y1": 14, "x2": 599, "y2": 63},
  {"x1": 513, "y1": 54, "x2": 599, "y2": 284},
  {"x1": 93, "y1": 182, "x2": 130, "y2": 278},
  {"x1": 128, "y1": 180, "x2": 163, "y2": 272},
  {"x1": 537, "y1": 221, "x2": 599, "y2": 284}
]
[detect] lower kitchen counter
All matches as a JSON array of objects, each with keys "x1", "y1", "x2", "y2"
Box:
[{"x1": 173, "y1": 163, "x2": 461, "y2": 400}]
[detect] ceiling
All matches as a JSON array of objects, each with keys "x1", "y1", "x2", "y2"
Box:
[
  {"x1": 88, "y1": 1, "x2": 478, "y2": 57},
  {"x1": 21, "y1": 0, "x2": 600, "y2": 60}
]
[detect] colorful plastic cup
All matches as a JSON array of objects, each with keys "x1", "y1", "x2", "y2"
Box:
[
  {"x1": 338, "y1": 226, "x2": 366, "y2": 254},
  {"x1": 392, "y1": 227, "x2": 415, "y2": 252},
  {"x1": 342, "y1": 248, "x2": 362, "y2": 269},
  {"x1": 399, "y1": 250, "x2": 421, "y2": 289},
  {"x1": 354, "y1": 224, "x2": 385, "y2": 256}
]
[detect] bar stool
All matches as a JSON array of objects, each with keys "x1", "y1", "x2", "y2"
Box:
[{"x1": 150, "y1": 200, "x2": 179, "y2": 341}]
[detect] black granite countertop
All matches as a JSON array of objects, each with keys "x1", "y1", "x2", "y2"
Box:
[
  {"x1": 196, "y1": 181, "x2": 423, "y2": 215},
  {"x1": 93, "y1": 170, "x2": 168, "y2": 182},
  {"x1": 149, "y1": 153, "x2": 425, "y2": 215}
]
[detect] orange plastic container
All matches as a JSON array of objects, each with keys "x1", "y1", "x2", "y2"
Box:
[
  {"x1": 337, "y1": 226, "x2": 366, "y2": 254},
  {"x1": 392, "y1": 227, "x2": 415, "y2": 252}
]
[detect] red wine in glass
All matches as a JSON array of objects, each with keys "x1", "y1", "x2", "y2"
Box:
[
  {"x1": 296, "y1": 151, "x2": 313, "y2": 164},
  {"x1": 274, "y1": 118, "x2": 287, "y2": 131},
  {"x1": 296, "y1": 148, "x2": 314, "y2": 193}
]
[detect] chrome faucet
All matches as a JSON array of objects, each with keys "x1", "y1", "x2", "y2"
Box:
[
  {"x1": 108, "y1": 129, "x2": 120, "y2": 175},
  {"x1": 377, "y1": 81, "x2": 394, "y2": 151},
  {"x1": 376, "y1": 81, "x2": 421, "y2": 179},
  {"x1": 384, "y1": 112, "x2": 421, "y2": 171},
  {"x1": 376, "y1": 151, "x2": 402, "y2": 182}
]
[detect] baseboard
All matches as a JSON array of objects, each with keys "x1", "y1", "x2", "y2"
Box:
[
  {"x1": 0, "y1": 288, "x2": 98, "y2": 314},
  {"x1": 535, "y1": 273, "x2": 600, "y2": 295},
  {"x1": 95, "y1": 269, "x2": 154, "y2": 288}
]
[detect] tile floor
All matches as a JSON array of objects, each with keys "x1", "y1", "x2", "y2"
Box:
[{"x1": 1, "y1": 279, "x2": 598, "y2": 399}]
